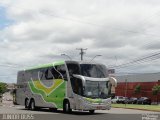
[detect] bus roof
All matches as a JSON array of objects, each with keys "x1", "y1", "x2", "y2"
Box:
[
  {"x1": 24, "y1": 60, "x2": 105, "y2": 71},
  {"x1": 25, "y1": 60, "x2": 65, "y2": 71},
  {"x1": 66, "y1": 60, "x2": 104, "y2": 65}
]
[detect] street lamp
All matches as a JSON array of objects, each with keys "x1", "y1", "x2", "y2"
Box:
[
  {"x1": 61, "y1": 54, "x2": 72, "y2": 60},
  {"x1": 90, "y1": 55, "x2": 102, "y2": 62}
]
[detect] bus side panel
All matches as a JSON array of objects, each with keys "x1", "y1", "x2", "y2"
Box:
[
  {"x1": 16, "y1": 71, "x2": 26, "y2": 105},
  {"x1": 16, "y1": 71, "x2": 59, "y2": 108},
  {"x1": 28, "y1": 79, "x2": 66, "y2": 109},
  {"x1": 16, "y1": 62, "x2": 67, "y2": 109}
]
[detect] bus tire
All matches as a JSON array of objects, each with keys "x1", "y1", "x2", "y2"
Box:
[
  {"x1": 30, "y1": 99, "x2": 36, "y2": 111},
  {"x1": 63, "y1": 100, "x2": 72, "y2": 113},
  {"x1": 89, "y1": 110, "x2": 95, "y2": 114},
  {"x1": 25, "y1": 98, "x2": 29, "y2": 109}
]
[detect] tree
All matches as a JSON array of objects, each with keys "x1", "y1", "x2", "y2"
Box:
[
  {"x1": 134, "y1": 84, "x2": 141, "y2": 94},
  {"x1": 0, "y1": 82, "x2": 7, "y2": 95},
  {"x1": 152, "y1": 84, "x2": 160, "y2": 104}
]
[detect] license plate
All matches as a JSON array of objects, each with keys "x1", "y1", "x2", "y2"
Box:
[{"x1": 97, "y1": 106, "x2": 102, "y2": 109}]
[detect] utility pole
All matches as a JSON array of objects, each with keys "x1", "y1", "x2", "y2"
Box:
[
  {"x1": 76, "y1": 48, "x2": 87, "y2": 61},
  {"x1": 125, "y1": 79, "x2": 128, "y2": 107}
]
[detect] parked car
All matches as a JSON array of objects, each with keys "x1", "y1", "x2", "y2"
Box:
[
  {"x1": 112, "y1": 96, "x2": 124, "y2": 103},
  {"x1": 137, "y1": 97, "x2": 151, "y2": 105},
  {"x1": 123, "y1": 97, "x2": 129, "y2": 104},
  {"x1": 127, "y1": 97, "x2": 138, "y2": 104}
]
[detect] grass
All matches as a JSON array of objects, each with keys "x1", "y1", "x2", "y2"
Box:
[{"x1": 112, "y1": 104, "x2": 160, "y2": 112}]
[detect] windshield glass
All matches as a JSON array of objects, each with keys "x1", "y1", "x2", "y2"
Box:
[
  {"x1": 80, "y1": 64, "x2": 108, "y2": 78},
  {"x1": 67, "y1": 63, "x2": 80, "y2": 75},
  {"x1": 84, "y1": 80, "x2": 110, "y2": 99}
]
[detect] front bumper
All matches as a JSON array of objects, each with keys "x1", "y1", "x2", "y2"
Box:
[{"x1": 78, "y1": 97, "x2": 111, "y2": 111}]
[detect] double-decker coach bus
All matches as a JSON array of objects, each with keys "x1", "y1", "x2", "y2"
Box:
[{"x1": 16, "y1": 60, "x2": 117, "y2": 113}]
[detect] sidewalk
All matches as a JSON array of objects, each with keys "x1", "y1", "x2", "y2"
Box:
[
  {"x1": 2, "y1": 100, "x2": 14, "y2": 107},
  {"x1": 0, "y1": 98, "x2": 2, "y2": 106},
  {"x1": 112, "y1": 104, "x2": 160, "y2": 112}
]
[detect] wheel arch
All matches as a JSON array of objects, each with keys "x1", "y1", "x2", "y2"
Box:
[{"x1": 63, "y1": 98, "x2": 69, "y2": 105}]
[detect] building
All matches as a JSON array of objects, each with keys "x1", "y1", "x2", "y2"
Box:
[
  {"x1": 115, "y1": 72, "x2": 160, "y2": 103},
  {"x1": 7, "y1": 83, "x2": 16, "y2": 91}
]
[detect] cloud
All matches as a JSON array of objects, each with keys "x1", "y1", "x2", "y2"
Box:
[{"x1": 1, "y1": 0, "x2": 160, "y2": 83}]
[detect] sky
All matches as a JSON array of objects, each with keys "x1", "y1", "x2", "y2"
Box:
[{"x1": 1, "y1": 0, "x2": 160, "y2": 83}]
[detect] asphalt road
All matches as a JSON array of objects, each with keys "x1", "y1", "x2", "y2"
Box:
[{"x1": 0, "y1": 105, "x2": 159, "y2": 120}]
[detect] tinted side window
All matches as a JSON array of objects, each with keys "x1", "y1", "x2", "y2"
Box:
[
  {"x1": 56, "y1": 65, "x2": 67, "y2": 80},
  {"x1": 39, "y1": 67, "x2": 59, "y2": 80},
  {"x1": 30, "y1": 65, "x2": 67, "y2": 81},
  {"x1": 31, "y1": 69, "x2": 39, "y2": 80},
  {"x1": 70, "y1": 78, "x2": 83, "y2": 95},
  {"x1": 38, "y1": 68, "x2": 47, "y2": 80},
  {"x1": 51, "y1": 67, "x2": 61, "y2": 79},
  {"x1": 45, "y1": 65, "x2": 67, "y2": 80},
  {"x1": 45, "y1": 68, "x2": 54, "y2": 80}
]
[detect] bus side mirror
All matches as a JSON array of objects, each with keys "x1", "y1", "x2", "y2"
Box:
[
  {"x1": 109, "y1": 77, "x2": 117, "y2": 95},
  {"x1": 109, "y1": 77, "x2": 117, "y2": 87}
]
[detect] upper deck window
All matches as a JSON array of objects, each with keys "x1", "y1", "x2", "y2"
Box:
[
  {"x1": 80, "y1": 64, "x2": 108, "y2": 78},
  {"x1": 66, "y1": 63, "x2": 80, "y2": 75}
]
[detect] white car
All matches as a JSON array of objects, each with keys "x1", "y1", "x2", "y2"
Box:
[{"x1": 111, "y1": 96, "x2": 124, "y2": 103}]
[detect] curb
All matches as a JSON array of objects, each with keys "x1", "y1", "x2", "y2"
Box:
[{"x1": 112, "y1": 107, "x2": 160, "y2": 112}]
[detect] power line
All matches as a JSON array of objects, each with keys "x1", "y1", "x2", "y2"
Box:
[
  {"x1": 114, "y1": 56, "x2": 160, "y2": 69},
  {"x1": 0, "y1": 64, "x2": 19, "y2": 69},
  {"x1": 2, "y1": 4, "x2": 160, "y2": 69},
  {"x1": 0, "y1": 74, "x2": 17, "y2": 77},
  {"x1": 109, "y1": 51, "x2": 160, "y2": 69}
]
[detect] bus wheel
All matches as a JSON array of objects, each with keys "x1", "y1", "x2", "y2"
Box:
[
  {"x1": 89, "y1": 110, "x2": 95, "y2": 114},
  {"x1": 25, "y1": 99, "x2": 29, "y2": 109},
  {"x1": 63, "y1": 100, "x2": 72, "y2": 113},
  {"x1": 30, "y1": 99, "x2": 36, "y2": 110}
]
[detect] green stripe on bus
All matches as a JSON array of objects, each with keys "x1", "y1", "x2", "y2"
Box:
[
  {"x1": 33, "y1": 79, "x2": 64, "y2": 95},
  {"x1": 28, "y1": 80, "x2": 66, "y2": 108},
  {"x1": 26, "y1": 61, "x2": 65, "y2": 71},
  {"x1": 85, "y1": 98, "x2": 102, "y2": 103}
]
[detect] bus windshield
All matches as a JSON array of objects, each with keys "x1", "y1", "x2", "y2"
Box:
[
  {"x1": 84, "y1": 80, "x2": 110, "y2": 99},
  {"x1": 66, "y1": 63, "x2": 111, "y2": 98},
  {"x1": 80, "y1": 64, "x2": 108, "y2": 78}
]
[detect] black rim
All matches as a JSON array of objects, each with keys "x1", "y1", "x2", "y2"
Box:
[
  {"x1": 64, "y1": 101, "x2": 71, "y2": 113},
  {"x1": 66, "y1": 102, "x2": 69, "y2": 112},
  {"x1": 25, "y1": 99, "x2": 29, "y2": 109},
  {"x1": 30, "y1": 100, "x2": 35, "y2": 110}
]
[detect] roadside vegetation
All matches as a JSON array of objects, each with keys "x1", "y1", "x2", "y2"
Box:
[
  {"x1": 134, "y1": 84, "x2": 141, "y2": 94},
  {"x1": 112, "y1": 104, "x2": 160, "y2": 112},
  {"x1": 0, "y1": 82, "x2": 7, "y2": 95},
  {"x1": 152, "y1": 84, "x2": 160, "y2": 104},
  {"x1": 0, "y1": 82, "x2": 7, "y2": 103}
]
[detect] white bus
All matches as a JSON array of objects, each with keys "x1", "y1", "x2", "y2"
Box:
[{"x1": 16, "y1": 60, "x2": 117, "y2": 113}]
